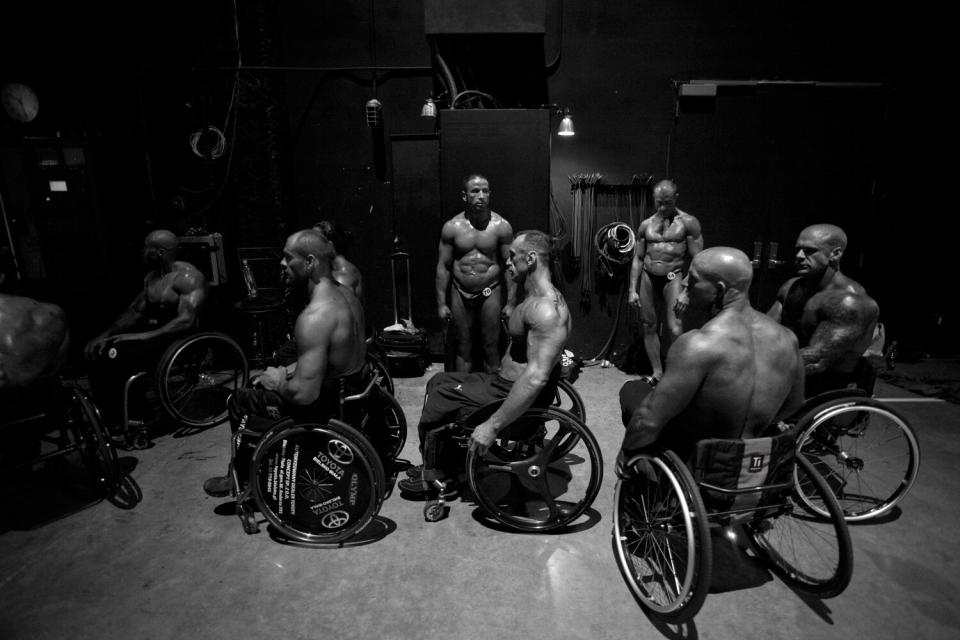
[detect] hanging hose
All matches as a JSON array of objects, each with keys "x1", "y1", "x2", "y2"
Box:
[{"x1": 582, "y1": 222, "x2": 635, "y2": 365}]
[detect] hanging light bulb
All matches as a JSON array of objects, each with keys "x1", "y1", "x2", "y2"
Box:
[
  {"x1": 420, "y1": 97, "x2": 436, "y2": 118},
  {"x1": 365, "y1": 98, "x2": 382, "y2": 128},
  {"x1": 557, "y1": 108, "x2": 575, "y2": 136}
]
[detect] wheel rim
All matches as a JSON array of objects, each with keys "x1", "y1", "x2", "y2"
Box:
[
  {"x1": 796, "y1": 402, "x2": 919, "y2": 521},
  {"x1": 159, "y1": 334, "x2": 249, "y2": 427},
  {"x1": 70, "y1": 385, "x2": 120, "y2": 492},
  {"x1": 468, "y1": 407, "x2": 601, "y2": 532},
  {"x1": 359, "y1": 390, "x2": 406, "y2": 466}
]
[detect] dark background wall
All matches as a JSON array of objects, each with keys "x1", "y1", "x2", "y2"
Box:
[{"x1": 1, "y1": 1, "x2": 952, "y2": 364}]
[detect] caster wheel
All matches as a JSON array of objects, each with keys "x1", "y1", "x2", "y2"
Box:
[
  {"x1": 132, "y1": 432, "x2": 150, "y2": 450},
  {"x1": 424, "y1": 501, "x2": 447, "y2": 522},
  {"x1": 238, "y1": 505, "x2": 259, "y2": 535}
]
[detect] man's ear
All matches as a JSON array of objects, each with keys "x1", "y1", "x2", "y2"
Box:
[
  {"x1": 714, "y1": 281, "x2": 727, "y2": 309},
  {"x1": 829, "y1": 245, "x2": 844, "y2": 263}
]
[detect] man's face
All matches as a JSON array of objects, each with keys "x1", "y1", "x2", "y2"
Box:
[
  {"x1": 676, "y1": 266, "x2": 717, "y2": 330},
  {"x1": 653, "y1": 188, "x2": 677, "y2": 216},
  {"x1": 280, "y1": 241, "x2": 308, "y2": 285},
  {"x1": 142, "y1": 242, "x2": 164, "y2": 269},
  {"x1": 794, "y1": 230, "x2": 832, "y2": 276},
  {"x1": 462, "y1": 177, "x2": 491, "y2": 213},
  {"x1": 506, "y1": 239, "x2": 531, "y2": 283}
]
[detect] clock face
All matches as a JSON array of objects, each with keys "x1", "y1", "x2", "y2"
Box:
[{"x1": 1, "y1": 83, "x2": 40, "y2": 123}]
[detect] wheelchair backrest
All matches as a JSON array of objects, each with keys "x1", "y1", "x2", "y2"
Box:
[{"x1": 690, "y1": 424, "x2": 799, "y2": 514}]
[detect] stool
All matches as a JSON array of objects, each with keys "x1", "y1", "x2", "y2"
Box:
[{"x1": 232, "y1": 292, "x2": 286, "y2": 367}]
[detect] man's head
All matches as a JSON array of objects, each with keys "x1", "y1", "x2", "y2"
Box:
[
  {"x1": 281, "y1": 229, "x2": 336, "y2": 285},
  {"x1": 653, "y1": 180, "x2": 679, "y2": 217},
  {"x1": 143, "y1": 230, "x2": 179, "y2": 269},
  {"x1": 312, "y1": 220, "x2": 349, "y2": 255},
  {"x1": 794, "y1": 223, "x2": 847, "y2": 277},
  {"x1": 461, "y1": 174, "x2": 491, "y2": 215},
  {"x1": 507, "y1": 230, "x2": 552, "y2": 284},
  {"x1": 679, "y1": 247, "x2": 753, "y2": 329}
]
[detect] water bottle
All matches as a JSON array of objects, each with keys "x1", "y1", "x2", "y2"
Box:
[{"x1": 241, "y1": 259, "x2": 258, "y2": 298}]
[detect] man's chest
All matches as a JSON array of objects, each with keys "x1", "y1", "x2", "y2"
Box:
[{"x1": 645, "y1": 216, "x2": 686, "y2": 243}]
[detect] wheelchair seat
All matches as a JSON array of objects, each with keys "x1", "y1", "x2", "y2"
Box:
[
  {"x1": 417, "y1": 399, "x2": 603, "y2": 532},
  {"x1": 225, "y1": 368, "x2": 406, "y2": 546},
  {"x1": 613, "y1": 424, "x2": 853, "y2": 623}
]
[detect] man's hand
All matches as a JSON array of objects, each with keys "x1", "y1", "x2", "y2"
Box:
[
  {"x1": 469, "y1": 421, "x2": 498, "y2": 457},
  {"x1": 84, "y1": 335, "x2": 111, "y2": 360},
  {"x1": 438, "y1": 304, "x2": 452, "y2": 321},
  {"x1": 628, "y1": 291, "x2": 641, "y2": 308},
  {"x1": 616, "y1": 450, "x2": 658, "y2": 482},
  {"x1": 254, "y1": 366, "x2": 287, "y2": 391}
]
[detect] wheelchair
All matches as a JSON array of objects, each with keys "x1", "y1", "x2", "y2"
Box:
[
  {"x1": 119, "y1": 331, "x2": 249, "y2": 448},
  {"x1": 612, "y1": 424, "x2": 853, "y2": 623},
  {"x1": 1, "y1": 378, "x2": 126, "y2": 508},
  {"x1": 419, "y1": 399, "x2": 603, "y2": 532},
  {"x1": 227, "y1": 370, "x2": 407, "y2": 546},
  {"x1": 791, "y1": 388, "x2": 920, "y2": 522}
]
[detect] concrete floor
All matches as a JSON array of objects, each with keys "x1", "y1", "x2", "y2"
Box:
[{"x1": 2, "y1": 365, "x2": 959, "y2": 640}]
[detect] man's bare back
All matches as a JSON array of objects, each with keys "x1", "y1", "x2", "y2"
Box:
[{"x1": 0, "y1": 293, "x2": 69, "y2": 390}]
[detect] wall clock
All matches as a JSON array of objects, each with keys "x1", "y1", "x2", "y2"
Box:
[{"x1": 1, "y1": 82, "x2": 40, "y2": 123}]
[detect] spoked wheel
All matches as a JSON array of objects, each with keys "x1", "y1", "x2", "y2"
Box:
[
  {"x1": 156, "y1": 332, "x2": 249, "y2": 428},
  {"x1": 66, "y1": 383, "x2": 121, "y2": 496},
  {"x1": 612, "y1": 450, "x2": 712, "y2": 623},
  {"x1": 467, "y1": 407, "x2": 602, "y2": 532},
  {"x1": 367, "y1": 353, "x2": 394, "y2": 397},
  {"x1": 250, "y1": 420, "x2": 385, "y2": 545},
  {"x1": 745, "y1": 453, "x2": 853, "y2": 598},
  {"x1": 795, "y1": 398, "x2": 919, "y2": 522},
  {"x1": 357, "y1": 386, "x2": 407, "y2": 471},
  {"x1": 552, "y1": 378, "x2": 586, "y2": 420}
]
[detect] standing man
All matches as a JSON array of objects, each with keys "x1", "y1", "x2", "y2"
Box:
[
  {"x1": 767, "y1": 223, "x2": 880, "y2": 396},
  {"x1": 204, "y1": 229, "x2": 368, "y2": 496},
  {"x1": 84, "y1": 230, "x2": 207, "y2": 428},
  {"x1": 618, "y1": 247, "x2": 804, "y2": 467},
  {"x1": 436, "y1": 174, "x2": 517, "y2": 373},
  {"x1": 627, "y1": 179, "x2": 703, "y2": 383},
  {"x1": 401, "y1": 230, "x2": 570, "y2": 501}
]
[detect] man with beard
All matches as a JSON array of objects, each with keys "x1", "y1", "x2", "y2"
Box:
[
  {"x1": 617, "y1": 247, "x2": 804, "y2": 469},
  {"x1": 767, "y1": 223, "x2": 880, "y2": 396},
  {"x1": 203, "y1": 229, "x2": 367, "y2": 497},
  {"x1": 627, "y1": 179, "x2": 703, "y2": 383},
  {"x1": 436, "y1": 174, "x2": 517, "y2": 373},
  {"x1": 84, "y1": 229, "x2": 207, "y2": 429},
  {"x1": 400, "y1": 230, "x2": 570, "y2": 501}
]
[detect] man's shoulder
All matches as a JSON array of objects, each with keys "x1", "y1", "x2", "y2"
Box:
[
  {"x1": 676, "y1": 210, "x2": 701, "y2": 229},
  {"x1": 813, "y1": 282, "x2": 877, "y2": 321},
  {"x1": 171, "y1": 261, "x2": 207, "y2": 290}
]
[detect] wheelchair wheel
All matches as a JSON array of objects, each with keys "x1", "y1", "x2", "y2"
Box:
[
  {"x1": 67, "y1": 383, "x2": 120, "y2": 495},
  {"x1": 368, "y1": 353, "x2": 395, "y2": 397},
  {"x1": 156, "y1": 332, "x2": 249, "y2": 428},
  {"x1": 548, "y1": 379, "x2": 586, "y2": 459},
  {"x1": 467, "y1": 407, "x2": 602, "y2": 532},
  {"x1": 612, "y1": 450, "x2": 712, "y2": 623},
  {"x1": 250, "y1": 419, "x2": 385, "y2": 544},
  {"x1": 794, "y1": 398, "x2": 919, "y2": 522},
  {"x1": 745, "y1": 453, "x2": 853, "y2": 598},
  {"x1": 358, "y1": 387, "x2": 407, "y2": 469}
]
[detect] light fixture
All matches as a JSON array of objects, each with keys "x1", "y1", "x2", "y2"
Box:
[
  {"x1": 557, "y1": 108, "x2": 575, "y2": 136},
  {"x1": 365, "y1": 98, "x2": 382, "y2": 128},
  {"x1": 420, "y1": 97, "x2": 436, "y2": 118}
]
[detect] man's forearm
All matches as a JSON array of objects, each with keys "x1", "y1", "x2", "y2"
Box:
[
  {"x1": 125, "y1": 315, "x2": 195, "y2": 342},
  {"x1": 487, "y1": 371, "x2": 547, "y2": 433},
  {"x1": 436, "y1": 267, "x2": 450, "y2": 307}
]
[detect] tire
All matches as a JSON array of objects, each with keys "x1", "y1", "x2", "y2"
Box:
[
  {"x1": 357, "y1": 386, "x2": 407, "y2": 470},
  {"x1": 746, "y1": 453, "x2": 853, "y2": 598},
  {"x1": 68, "y1": 384, "x2": 121, "y2": 496},
  {"x1": 794, "y1": 398, "x2": 920, "y2": 522},
  {"x1": 612, "y1": 450, "x2": 712, "y2": 623}
]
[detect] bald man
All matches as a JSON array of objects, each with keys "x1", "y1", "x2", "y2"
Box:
[
  {"x1": 204, "y1": 229, "x2": 368, "y2": 497},
  {"x1": 0, "y1": 294, "x2": 69, "y2": 392},
  {"x1": 313, "y1": 220, "x2": 363, "y2": 300},
  {"x1": 84, "y1": 230, "x2": 207, "y2": 429},
  {"x1": 618, "y1": 247, "x2": 804, "y2": 468},
  {"x1": 628, "y1": 179, "x2": 703, "y2": 383},
  {"x1": 767, "y1": 224, "x2": 879, "y2": 396}
]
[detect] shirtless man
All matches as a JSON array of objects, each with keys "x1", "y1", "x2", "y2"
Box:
[
  {"x1": 618, "y1": 247, "x2": 804, "y2": 468},
  {"x1": 0, "y1": 293, "x2": 69, "y2": 392},
  {"x1": 204, "y1": 229, "x2": 367, "y2": 496},
  {"x1": 628, "y1": 180, "x2": 703, "y2": 382},
  {"x1": 400, "y1": 230, "x2": 570, "y2": 503},
  {"x1": 767, "y1": 223, "x2": 880, "y2": 396},
  {"x1": 84, "y1": 230, "x2": 207, "y2": 427},
  {"x1": 437, "y1": 174, "x2": 517, "y2": 373},
  {"x1": 314, "y1": 220, "x2": 363, "y2": 299}
]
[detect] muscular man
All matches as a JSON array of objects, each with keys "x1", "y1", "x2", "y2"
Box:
[
  {"x1": 400, "y1": 230, "x2": 570, "y2": 500},
  {"x1": 0, "y1": 294, "x2": 69, "y2": 392},
  {"x1": 84, "y1": 230, "x2": 207, "y2": 427},
  {"x1": 204, "y1": 229, "x2": 368, "y2": 497},
  {"x1": 767, "y1": 223, "x2": 880, "y2": 396},
  {"x1": 628, "y1": 180, "x2": 703, "y2": 383},
  {"x1": 313, "y1": 220, "x2": 363, "y2": 300},
  {"x1": 437, "y1": 174, "x2": 517, "y2": 373},
  {"x1": 618, "y1": 247, "x2": 804, "y2": 468}
]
